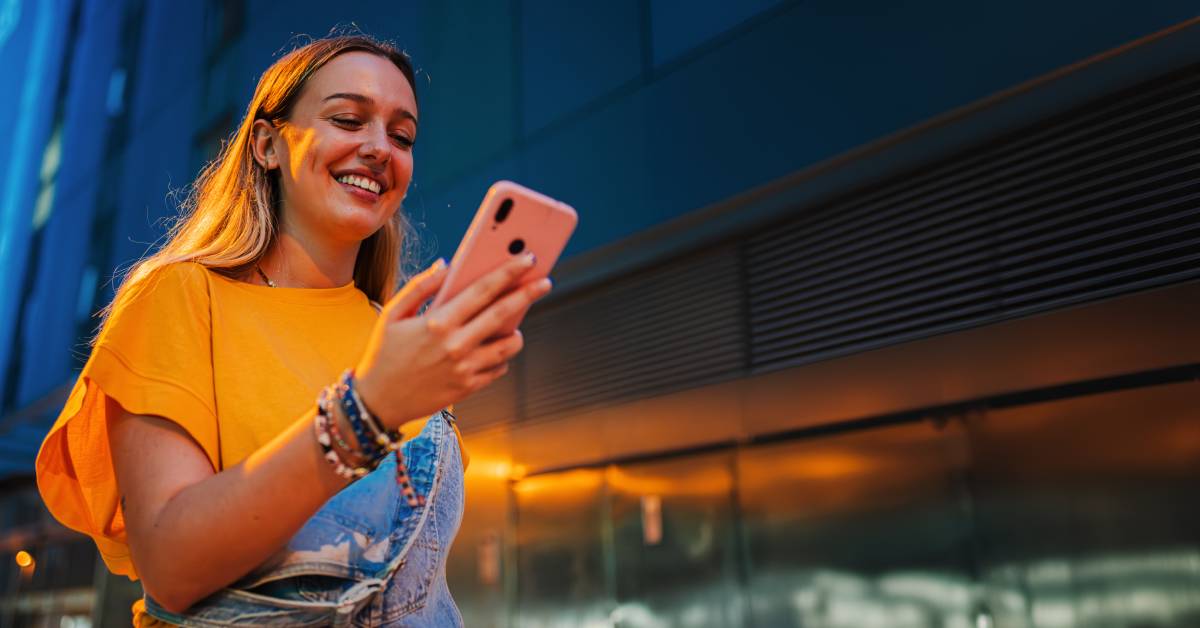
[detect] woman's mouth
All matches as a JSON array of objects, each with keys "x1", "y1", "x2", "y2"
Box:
[{"x1": 334, "y1": 174, "x2": 382, "y2": 203}]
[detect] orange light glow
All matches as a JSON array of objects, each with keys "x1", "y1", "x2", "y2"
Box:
[
  {"x1": 15, "y1": 551, "x2": 33, "y2": 568},
  {"x1": 468, "y1": 458, "x2": 513, "y2": 480},
  {"x1": 606, "y1": 465, "x2": 732, "y2": 497},
  {"x1": 467, "y1": 458, "x2": 529, "y2": 481},
  {"x1": 777, "y1": 451, "x2": 874, "y2": 480},
  {"x1": 512, "y1": 468, "x2": 603, "y2": 496}
]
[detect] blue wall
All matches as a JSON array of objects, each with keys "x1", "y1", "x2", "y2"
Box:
[
  {"x1": 0, "y1": 0, "x2": 1197, "y2": 474},
  {"x1": 0, "y1": 0, "x2": 73, "y2": 429}
]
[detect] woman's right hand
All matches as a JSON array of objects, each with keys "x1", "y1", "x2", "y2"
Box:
[{"x1": 354, "y1": 253, "x2": 551, "y2": 429}]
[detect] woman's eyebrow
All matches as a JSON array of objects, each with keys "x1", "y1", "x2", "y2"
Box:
[{"x1": 323, "y1": 92, "x2": 417, "y2": 124}]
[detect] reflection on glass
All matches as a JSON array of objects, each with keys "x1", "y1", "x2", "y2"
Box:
[
  {"x1": 969, "y1": 382, "x2": 1200, "y2": 627},
  {"x1": 607, "y1": 452, "x2": 743, "y2": 627},
  {"x1": 514, "y1": 468, "x2": 610, "y2": 627},
  {"x1": 502, "y1": 382, "x2": 1200, "y2": 627},
  {"x1": 738, "y1": 421, "x2": 974, "y2": 627}
]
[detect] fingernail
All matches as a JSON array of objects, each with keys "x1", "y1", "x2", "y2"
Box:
[
  {"x1": 435, "y1": 258, "x2": 446, "y2": 270},
  {"x1": 540, "y1": 277, "x2": 553, "y2": 290},
  {"x1": 524, "y1": 252, "x2": 537, "y2": 266}
]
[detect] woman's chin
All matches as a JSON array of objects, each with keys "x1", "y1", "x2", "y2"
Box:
[{"x1": 325, "y1": 206, "x2": 391, "y2": 240}]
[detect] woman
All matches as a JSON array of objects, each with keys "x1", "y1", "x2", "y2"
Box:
[{"x1": 35, "y1": 35, "x2": 548, "y2": 626}]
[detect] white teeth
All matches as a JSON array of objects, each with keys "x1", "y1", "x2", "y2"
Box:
[{"x1": 336, "y1": 174, "x2": 381, "y2": 194}]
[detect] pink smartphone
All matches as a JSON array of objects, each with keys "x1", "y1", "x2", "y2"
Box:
[{"x1": 431, "y1": 181, "x2": 578, "y2": 330}]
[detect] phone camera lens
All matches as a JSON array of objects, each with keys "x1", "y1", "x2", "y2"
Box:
[
  {"x1": 508, "y1": 239, "x2": 525, "y2": 255},
  {"x1": 495, "y1": 199, "x2": 514, "y2": 223}
]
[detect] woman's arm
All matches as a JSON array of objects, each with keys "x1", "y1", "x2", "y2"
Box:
[
  {"x1": 109, "y1": 401, "x2": 344, "y2": 614},
  {"x1": 111, "y1": 255, "x2": 550, "y2": 614}
]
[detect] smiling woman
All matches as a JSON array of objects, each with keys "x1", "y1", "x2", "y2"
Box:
[
  {"x1": 34, "y1": 34, "x2": 551, "y2": 627},
  {"x1": 250, "y1": 52, "x2": 420, "y2": 275}
]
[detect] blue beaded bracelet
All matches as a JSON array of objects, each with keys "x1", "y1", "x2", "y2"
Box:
[
  {"x1": 335, "y1": 372, "x2": 387, "y2": 460},
  {"x1": 333, "y1": 370, "x2": 424, "y2": 507},
  {"x1": 341, "y1": 369, "x2": 403, "y2": 450}
]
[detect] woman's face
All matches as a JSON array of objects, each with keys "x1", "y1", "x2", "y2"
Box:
[{"x1": 256, "y1": 51, "x2": 418, "y2": 247}]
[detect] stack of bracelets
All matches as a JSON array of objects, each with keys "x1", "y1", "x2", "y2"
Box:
[{"x1": 313, "y1": 368, "x2": 424, "y2": 507}]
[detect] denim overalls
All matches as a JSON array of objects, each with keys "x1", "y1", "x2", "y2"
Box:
[{"x1": 143, "y1": 411, "x2": 465, "y2": 627}]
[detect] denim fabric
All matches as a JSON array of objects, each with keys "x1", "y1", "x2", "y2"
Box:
[{"x1": 143, "y1": 411, "x2": 465, "y2": 627}]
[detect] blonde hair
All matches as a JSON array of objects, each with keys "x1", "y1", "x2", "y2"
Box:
[{"x1": 94, "y1": 35, "x2": 419, "y2": 343}]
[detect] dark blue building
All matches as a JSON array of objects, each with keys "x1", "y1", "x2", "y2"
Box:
[{"x1": 2, "y1": 1, "x2": 1199, "y2": 625}]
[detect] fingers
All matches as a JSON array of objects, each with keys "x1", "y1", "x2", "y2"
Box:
[
  {"x1": 453, "y1": 277, "x2": 550, "y2": 351},
  {"x1": 427, "y1": 253, "x2": 536, "y2": 332},
  {"x1": 461, "y1": 331, "x2": 524, "y2": 375},
  {"x1": 467, "y1": 362, "x2": 509, "y2": 392},
  {"x1": 384, "y1": 259, "x2": 448, "y2": 320}
]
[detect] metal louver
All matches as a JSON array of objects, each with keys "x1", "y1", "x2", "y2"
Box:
[
  {"x1": 519, "y1": 247, "x2": 746, "y2": 419},
  {"x1": 746, "y1": 66, "x2": 1200, "y2": 373}
]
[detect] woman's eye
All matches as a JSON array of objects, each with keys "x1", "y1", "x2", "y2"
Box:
[
  {"x1": 390, "y1": 134, "x2": 415, "y2": 149},
  {"x1": 332, "y1": 117, "x2": 362, "y2": 128}
]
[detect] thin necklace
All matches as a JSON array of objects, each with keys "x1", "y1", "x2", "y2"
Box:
[{"x1": 255, "y1": 265, "x2": 277, "y2": 288}]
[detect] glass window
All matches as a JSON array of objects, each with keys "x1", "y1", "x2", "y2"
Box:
[
  {"x1": 738, "y1": 421, "x2": 975, "y2": 627},
  {"x1": 607, "y1": 452, "x2": 743, "y2": 627},
  {"x1": 514, "y1": 468, "x2": 610, "y2": 626},
  {"x1": 967, "y1": 382, "x2": 1200, "y2": 627}
]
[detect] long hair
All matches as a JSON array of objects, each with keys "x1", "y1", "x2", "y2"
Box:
[{"x1": 93, "y1": 35, "x2": 419, "y2": 343}]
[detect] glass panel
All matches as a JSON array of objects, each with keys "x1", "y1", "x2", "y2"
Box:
[
  {"x1": 968, "y1": 381, "x2": 1200, "y2": 627},
  {"x1": 446, "y1": 465, "x2": 511, "y2": 628},
  {"x1": 738, "y1": 420, "x2": 975, "y2": 627},
  {"x1": 514, "y1": 468, "x2": 610, "y2": 627},
  {"x1": 607, "y1": 452, "x2": 743, "y2": 627}
]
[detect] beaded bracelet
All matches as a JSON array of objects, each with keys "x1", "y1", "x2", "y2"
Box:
[
  {"x1": 320, "y1": 383, "x2": 388, "y2": 474},
  {"x1": 323, "y1": 393, "x2": 367, "y2": 466},
  {"x1": 316, "y1": 373, "x2": 426, "y2": 507},
  {"x1": 314, "y1": 388, "x2": 372, "y2": 481},
  {"x1": 334, "y1": 385, "x2": 385, "y2": 461},
  {"x1": 339, "y1": 369, "x2": 404, "y2": 451},
  {"x1": 337, "y1": 371, "x2": 423, "y2": 507}
]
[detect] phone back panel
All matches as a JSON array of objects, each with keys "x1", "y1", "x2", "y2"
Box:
[{"x1": 431, "y1": 180, "x2": 578, "y2": 309}]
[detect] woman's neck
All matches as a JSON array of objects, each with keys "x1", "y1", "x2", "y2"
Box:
[{"x1": 257, "y1": 231, "x2": 359, "y2": 288}]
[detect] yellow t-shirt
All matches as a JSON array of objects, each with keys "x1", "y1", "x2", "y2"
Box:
[{"x1": 34, "y1": 262, "x2": 465, "y2": 624}]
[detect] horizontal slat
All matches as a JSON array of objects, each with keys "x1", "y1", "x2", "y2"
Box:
[
  {"x1": 524, "y1": 309, "x2": 744, "y2": 398},
  {"x1": 525, "y1": 339, "x2": 745, "y2": 416},
  {"x1": 1000, "y1": 240, "x2": 1200, "y2": 300},
  {"x1": 525, "y1": 279, "x2": 739, "y2": 354},
  {"x1": 754, "y1": 298, "x2": 1000, "y2": 367}
]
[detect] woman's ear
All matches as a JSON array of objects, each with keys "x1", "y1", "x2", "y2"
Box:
[{"x1": 251, "y1": 119, "x2": 280, "y2": 170}]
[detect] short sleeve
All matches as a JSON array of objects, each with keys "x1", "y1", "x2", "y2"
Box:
[{"x1": 35, "y1": 262, "x2": 218, "y2": 579}]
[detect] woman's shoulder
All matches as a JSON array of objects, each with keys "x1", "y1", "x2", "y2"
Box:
[
  {"x1": 140, "y1": 260, "x2": 212, "y2": 291},
  {"x1": 116, "y1": 260, "x2": 211, "y2": 304},
  {"x1": 99, "y1": 261, "x2": 214, "y2": 349}
]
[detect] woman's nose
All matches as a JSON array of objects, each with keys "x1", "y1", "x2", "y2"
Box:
[{"x1": 358, "y1": 124, "x2": 391, "y2": 164}]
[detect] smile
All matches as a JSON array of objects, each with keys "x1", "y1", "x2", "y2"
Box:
[{"x1": 335, "y1": 174, "x2": 382, "y2": 194}]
